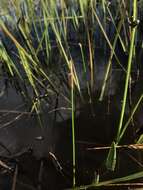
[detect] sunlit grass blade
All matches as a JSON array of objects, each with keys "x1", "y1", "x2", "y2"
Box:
[
  {"x1": 70, "y1": 61, "x2": 76, "y2": 187},
  {"x1": 116, "y1": 0, "x2": 138, "y2": 143},
  {"x1": 0, "y1": 41, "x2": 20, "y2": 77},
  {"x1": 92, "y1": 6, "x2": 121, "y2": 67},
  {"x1": 99, "y1": 17, "x2": 126, "y2": 101}
]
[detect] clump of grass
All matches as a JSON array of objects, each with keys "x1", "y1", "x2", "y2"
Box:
[{"x1": 1, "y1": 0, "x2": 143, "y2": 188}]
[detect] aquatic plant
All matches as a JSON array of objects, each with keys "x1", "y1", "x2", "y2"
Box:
[{"x1": 1, "y1": 0, "x2": 143, "y2": 189}]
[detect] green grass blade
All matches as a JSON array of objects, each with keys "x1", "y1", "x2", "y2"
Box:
[
  {"x1": 116, "y1": 0, "x2": 138, "y2": 143},
  {"x1": 106, "y1": 141, "x2": 117, "y2": 171}
]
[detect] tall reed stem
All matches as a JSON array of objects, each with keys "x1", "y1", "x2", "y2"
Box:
[
  {"x1": 70, "y1": 61, "x2": 76, "y2": 187},
  {"x1": 116, "y1": 0, "x2": 138, "y2": 143}
]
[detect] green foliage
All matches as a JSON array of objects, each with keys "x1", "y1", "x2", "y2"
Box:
[
  {"x1": 0, "y1": 0, "x2": 143, "y2": 188},
  {"x1": 106, "y1": 141, "x2": 117, "y2": 171}
]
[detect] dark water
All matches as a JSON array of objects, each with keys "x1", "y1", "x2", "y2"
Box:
[
  {"x1": 0, "y1": 94, "x2": 143, "y2": 189},
  {"x1": 0, "y1": 51, "x2": 143, "y2": 189},
  {"x1": 1, "y1": 2, "x2": 143, "y2": 189}
]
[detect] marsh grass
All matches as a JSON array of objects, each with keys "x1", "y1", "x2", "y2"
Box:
[{"x1": 1, "y1": 0, "x2": 143, "y2": 188}]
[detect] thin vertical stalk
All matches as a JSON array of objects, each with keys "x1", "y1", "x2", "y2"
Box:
[
  {"x1": 92, "y1": 7, "x2": 121, "y2": 67},
  {"x1": 87, "y1": 30, "x2": 94, "y2": 90},
  {"x1": 99, "y1": 17, "x2": 125, "y2": 101},
  {"x1": 116, "y1": 0, "x2": 138, "y2": 142},
  {"x1": 70, "y1": 61, "x2": 76, "y2": 187},
  {"x1": 119, "y1": 94, "x2": 143, "y2": 141}
]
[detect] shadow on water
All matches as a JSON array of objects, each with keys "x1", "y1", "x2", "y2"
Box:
[
  {"x1": 1, "y1": 47, "x2": 143, "y2": 189},
  {"x1": 0, "y1": 68, "x2": 143, "y2": 189},
  {"x1": 53, "y1": 98, "x2": 143, "y2": 189}
]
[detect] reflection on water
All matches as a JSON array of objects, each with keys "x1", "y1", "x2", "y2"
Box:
[
  {"x1": 0, "y1": 45, "x2": 143, "y2": 188},
  {"x1": 0, "y1": 1, "x2": 143, "y2": 189}
]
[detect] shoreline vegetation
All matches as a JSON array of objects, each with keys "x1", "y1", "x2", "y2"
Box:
[{"x1": 1, "y1": 0, "x2": 143, "y2": 189}]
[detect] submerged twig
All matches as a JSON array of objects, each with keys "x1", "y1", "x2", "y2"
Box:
[
  {"x1": 37, "y1": 160, "x2": 44, "y2": 190},
  {"x1": 11, "y1": 164, "x2": 18, "y2": 190},
  {"x1": 126, "y1": 152, "x2": 143, "y2": 168},
  {"x1": 0, "y1": 141, "x2": 11, "y2": 155},
  {"x1": 0, "y1": 159, "x2": 12, "y2": 171},
  {"x1": 49, "y1": 152, "x2": 63, "y2": 172},
  {"x1": 0, "y1": 113, "x2": 24, "y2": 129},
  {"x1": 87, "y1": 143, "x2": 143, "y2": 150}
]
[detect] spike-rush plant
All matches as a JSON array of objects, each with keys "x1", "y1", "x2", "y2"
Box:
[{"x1": 1, "y1": 0, "x2": 143, "y2": 188}]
